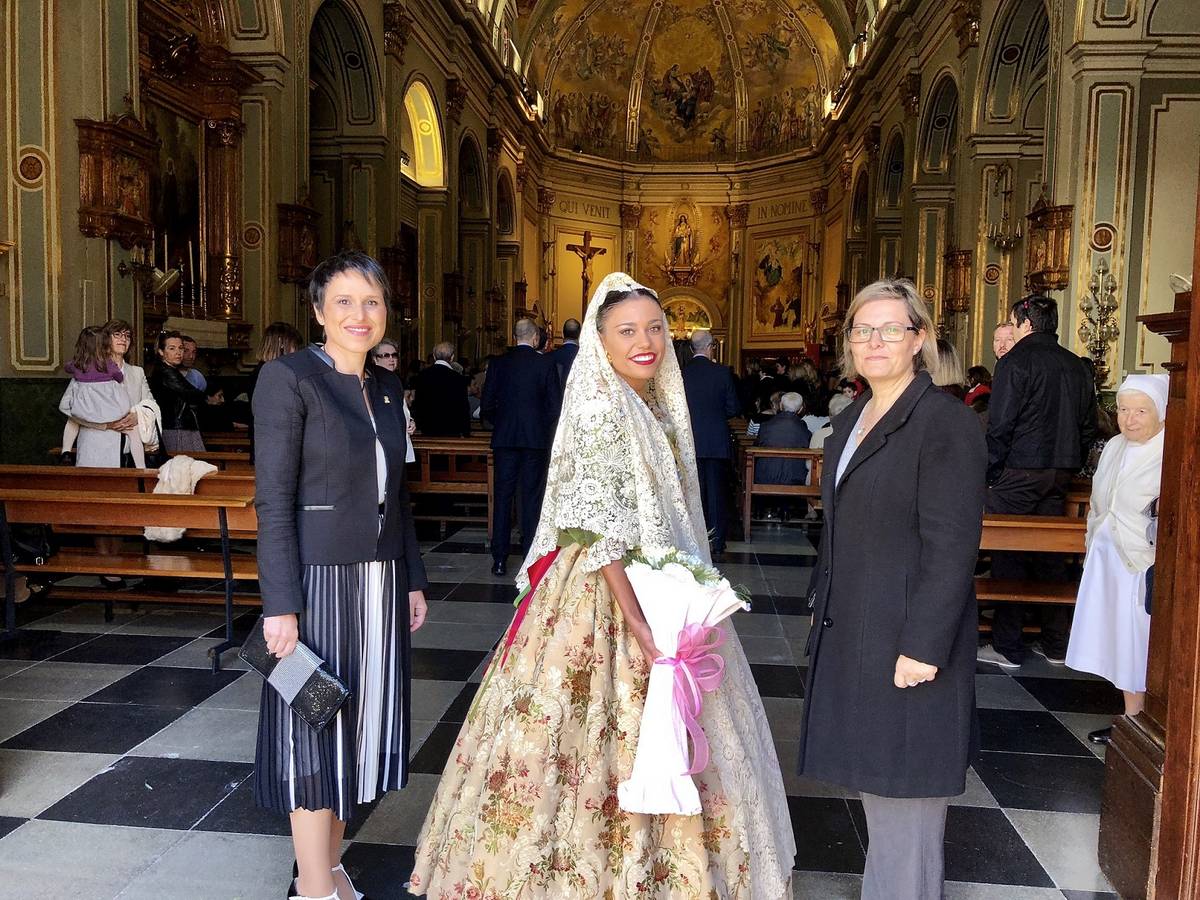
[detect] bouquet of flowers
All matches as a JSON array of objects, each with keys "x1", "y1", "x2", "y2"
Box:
[{"x1": 617, "y1": 548, "x2": 749, "y2": 816}]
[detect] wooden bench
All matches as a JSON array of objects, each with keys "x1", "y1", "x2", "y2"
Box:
[
  {"x1": 170, "y1": 450, "x2": 254, "y2": 473},
  {"x1": 408, "y1": 436, "x2": 494, "y2": 539},
  {"x1": 741, "y1": 447, "x2": 824, "y2": 542},
  {"x1": 0, "y1": 490, "x2": 258, "y2": 671},
  {"x1": 200, "y1": 431, "x2": 251, "y2": 451}
]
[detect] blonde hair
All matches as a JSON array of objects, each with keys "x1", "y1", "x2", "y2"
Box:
[
  {"x1": 839, "y1": 278, "x2": 938, "y2": 380},
  {"x1": 931, "y1": 337, "x2": 966, "y2": 388}
]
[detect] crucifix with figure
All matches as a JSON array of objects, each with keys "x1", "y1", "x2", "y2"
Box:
[{"x1": 566, "y1": 230, "x2": 607, "y2": 312}]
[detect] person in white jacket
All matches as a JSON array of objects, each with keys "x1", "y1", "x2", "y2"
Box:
[{"x1": 1065, "y1": 373, "x2": 1167, "y2": 744}]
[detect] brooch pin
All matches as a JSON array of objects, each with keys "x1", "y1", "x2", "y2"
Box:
[{"x1": 383, "y1": 395, "x2": 391, "y2": 404}]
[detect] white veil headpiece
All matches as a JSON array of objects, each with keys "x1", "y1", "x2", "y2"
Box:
[{"x1": 517, "y1": 271, "x2": 710, "y2": 588}]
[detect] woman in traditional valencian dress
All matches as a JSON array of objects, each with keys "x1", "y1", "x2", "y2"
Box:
[{"x1": 409, "y1": 273, "x2": 795, "y2": 898}]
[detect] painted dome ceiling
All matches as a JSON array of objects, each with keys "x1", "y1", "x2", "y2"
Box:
[{"x1": 518, "y1": 0, "x2": 850, "y2": 162}]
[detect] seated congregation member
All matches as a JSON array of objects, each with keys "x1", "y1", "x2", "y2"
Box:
[
  {"x1": 1067, "y1": 374, "x2": 1167, "y2": 745},
  {"x1": 799, "y1": 278, "x2": 986, "y2": 900},
  {"x1": 481, "y1": 317, "x2": 562, "y2": 575},
  {"x1": 150, "y1": 330, "x2": 217, "y2": 453},
  {"x1": 754, "y1": 391, "x2": 812, "y2": 485},
  {"x1": 253, "y1": 250, "x2": 428, "y2": 900},
  {"x1": 410, "y1": 273, "x2": 795, "y2": 899},
  {"x1": 809, "y1": 392, "x2": 852, "y2": 450},
  {"x1": 411, "y1": 342, "x2": 471, "y2": 437},
  {"x1": 682, "y1": 329, "x2": 741, "y2": 555},
  {"x1": 978, "y1": 294, "x2": 1098, "y2": 669}
]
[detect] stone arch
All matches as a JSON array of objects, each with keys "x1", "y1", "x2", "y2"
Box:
[
  {"x1": 919, "y1": 73, "x2": 960, "y2": 177},
  {"x1": 879, "y1": 129, "x2": 906, "y2": 210},
  {"x1": 308, "y1": 1, "x2": 381, "y2": 134},
  {"x1": 977, "y1": 0, "x2": 1050, "y2": 130},
  {"x1": 401, "y1": 76, "x2": 445, "y2": 188},
  {"x1": 850, "y1": 171, "x2": 871, "y2": 235},
  {"x1": 458, "y1": 133, "x2": 487, "y2": 218},
  {"x1": 496, "y1": 169, "x2": 516, "y2": 235}
]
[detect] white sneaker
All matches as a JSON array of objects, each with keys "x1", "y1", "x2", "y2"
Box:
[
  {"x1": 977, "y1": 644, "x2": 1021, "y2": 669},
  {"x1": 1031, "y1": 643, "x2": 1066, "y2": 666}
]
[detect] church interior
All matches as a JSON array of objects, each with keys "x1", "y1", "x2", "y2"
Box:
[{"x1": 2, "y1": 0, "x2": 1200, "y2": 898}]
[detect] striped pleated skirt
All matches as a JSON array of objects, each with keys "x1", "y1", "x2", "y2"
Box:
[{"x1": 253, "y1": 559, "x2": 411, "y2": 821}]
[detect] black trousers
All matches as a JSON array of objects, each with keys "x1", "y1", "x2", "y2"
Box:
[
  {"x1": 492, "y1": 448, "x2": 549, "y2": 564},
  {"x1": 986, "y1": 467, "x2": 1076, "y2": 661},
  {"x1": 697, "y1": 458, "x2": 731, "y2": 552}
]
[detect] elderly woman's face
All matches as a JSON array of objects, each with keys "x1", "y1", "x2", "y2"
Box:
[
  {"x1": 1117, "y1": 390, "x2": 1163, "y2": 444},
  {"x1": 848, "y1": 297, "x2": 924, "y2": 386},
  {"x1": 373, "y1": 344, "x2": 399, "y2": 371}
]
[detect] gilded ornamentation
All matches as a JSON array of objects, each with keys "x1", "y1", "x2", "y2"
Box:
[
  {"x1": 206, "y1": 117, "x2": 243, "y2": 147},
  {"x1": 1025, "y1": 189, "x2": 1073, "y2": 292},
  {"x1": 216, "y1": 254, "x2": 242, "y2": 318},
  {"x1": 515, "y1": 158, "x2": 527, "y2": 191},
  {"x1": 17, "y1": 154, "x2": 44, "y2": 183},
  {"x1": 726, "y1": 202, "x2": 750, "y2": 229},
  {"x1": 76, "y1": 114, "x2": 157, "y2": 248},
  {"x1": 953, "y1": 0, "x2": 981, "y2": 54},
  {"x1": 152, "y1": 33, "x2": 200, "y2": 81},
  {"x1": 487, "y1": 127, "x2": 503, "y2": 166},
  {"x1": 838, "y1": 158, "x2": 853, "y2": 191},
  {"x1": 809, "y1": 189, "x2": 828, "y2": 215},
  {"x1": 865, "y1": 125, "x2": 881, "y2": 162},
  {"x1": 537, "y1": 187, "x2": 556, "y2": 214},
  {"x1": 242, "y1": 223, "x2": 263, "y2": 249},
  {"x1": 383, "y1": 2, "x2": 412, "y2": 63},
  {"x1": 942, "y1": 248, "x2": 972, "y2": 314},
  {"x1": 1090, "y1": 222, "x2": 1115, "y2": 252},
  {"x1": 620, "y1": 203, "x2": 643, "y2": 230}
]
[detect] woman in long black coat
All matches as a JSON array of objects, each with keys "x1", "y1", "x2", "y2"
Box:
[{"x1": 798, "y1": 279, "x2": 986, "y2": 900}]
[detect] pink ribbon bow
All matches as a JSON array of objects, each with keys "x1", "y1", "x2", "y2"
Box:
[{"x1": 654, "y1": 623, "x2": 727, "y2": 775}]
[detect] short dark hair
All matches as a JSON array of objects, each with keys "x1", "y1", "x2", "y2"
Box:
[
  {"x1": 157, "y1": 330, "x2": 183, "y2": 352},
  {"x1": 563, "y1": 318, "x2": 581, "y2": 340},
  {"x1": 307, "y1": 250, "x2": 391, "y2": 311},
  {"x1": 180, "y1": 335, "x2": 196, "y2": 345},
  {"x1": 1011, "y1": 294, "x2": 1058, "y2": 334},
  {"x1": 967, "y1": 365, "x2": 992, "y2": 387},
  {"x1": 595, "y1": 287, "x2": 661, "y2": 331},
  {"x1": 102, "y1": 318, "x2": 132, "y2": 336}
]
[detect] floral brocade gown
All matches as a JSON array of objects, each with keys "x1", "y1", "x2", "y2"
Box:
[{"x1": 409, "y1": 543, "x2": 794, "y2": 899}]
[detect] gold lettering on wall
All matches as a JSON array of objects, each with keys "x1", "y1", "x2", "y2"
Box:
[
  {"x1": 753, "y1": 199, "x2": 811, "y2": 222},
  {"x1": 556, "y1": 196, "x2": 614, "y2": 222}
]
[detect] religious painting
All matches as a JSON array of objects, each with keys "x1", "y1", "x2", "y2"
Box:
[
  {"x1": 638, "y1": 203, "x2": 729, "y2": 312},
  {"x1": 144, "y1": 101, "x2": 203, "y2": 279},
  {"x1": 750, "y1": 231, "x2": 811, "y2": 339},
  {"x1": 662, "y1": 296, "x2": 713, "y2": 339}
]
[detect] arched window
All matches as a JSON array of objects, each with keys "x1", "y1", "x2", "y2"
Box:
[
  {"x1": 402, "y1": 80, "x2": 445, "y2": 188},
  {"x1": 881, "y1": 133, "x2": 905, "y2": 209},
  {"x1": 920, "y1": 76, "x2": 959, "y2": 176},
  {"x1": 496, "y1": 171, "x2": 515, "y2": 234}
]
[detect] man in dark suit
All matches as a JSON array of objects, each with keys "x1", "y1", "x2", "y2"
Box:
[
  {"x1": 682, "y1": 330, "x2": 741, "y2": 556},
  {"x1": 411, "y1": 342, "x2": 471, "y2": 436},
  {"x1": 482, "y1": 318, "x2": 563, "y2": 575},
  {"x1": 754, "y1": 391, "x2": 813, "y2": 485},
  {"x1": 552, "y1": 318, "x2": 581, "y2": 387}
]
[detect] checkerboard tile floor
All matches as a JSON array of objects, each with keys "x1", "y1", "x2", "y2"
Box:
[{"x1": 0, "y1": 525, "x2": 1119, "y2": 899}]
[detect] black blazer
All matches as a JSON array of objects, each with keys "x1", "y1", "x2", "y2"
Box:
[
  {"x1": 552, "y1": 342, "x2": 580, "y2": 387},
  {"x1": 682, "y1": 356, "x2": 741, "y2": 460},
  {"x1": 481, "y1": 345, "x2": 562, "y2": 449},
  {"x1": 753, "y1": 412, "x2": 812, "y2": 484},
  {"x1": 411, "y1": 363, "x2": 471, "y2": 437},
  {"x1": 252, "y1": 346, "x2": 429, "y2": 618},
  {"x1": 150, "y1": 364, "x2": 206, "y2": 432},
  {"x1": 986, "y1": 332, "x2": 1097, "y2": 482},
  {"x1": 798, "y1": 372, "x2": 986, "y2": 798}
]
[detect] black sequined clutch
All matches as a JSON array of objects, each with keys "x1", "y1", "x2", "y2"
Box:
[{"x1": 239, "y1": 617, "x2": 349, "y2": 730}]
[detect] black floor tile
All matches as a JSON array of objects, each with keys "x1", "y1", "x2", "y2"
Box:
[
  {"x1": 203, "y1": 611, "x2": 259, "y2": 642},
  {"x1": 339, "y1": 842, "x2": 416, "y2": 899},
  {"x1": 973, "y1": 750, "x2": 1106, "y2": 813},
  {"x1": 745, "y1": 594, "x2": 777, "y2": 615},
  {"x1": 943, "y1": 805, "x2": 1055, "y2": 886},
  {"x1": 719, "y1": 551, "x2": 758, "y2": 565},
  {"x1": 789, "y1": 796, "x2": 865, "y2": 874},
  {"x1": 195, "y1": 777, "x2": 291, "y2": 836},
  {"x1": 422, "y1": 582, "x2": 458, "y2": 601},
  {"x1": 432, "y1": 541, "x2": 488, "y2": 554},
  {"x1": 53, "y1": 633, "x2": 192, "y2": 665},
  {"x1": 978, "y1": 708, "x2": 1093, "y2": 757},
  {"x1": 38, "y1": 756, "x2": 252, "y2": 829},
  {"x1": 84, "y1": 666, "x2": 243, "y2": 708},
  {"x1": 774, "y1": 596, "x2": 814, "y2": 616},
  {"x1": 757, "y1": 552, "x2": 816, "y2": 568},
  {"x1": 751, "y1": 663, "x2": 806, "y2": 698},
  {"x1": 0, "y1": 815, "x2": 25, "y2": 840},
  {"x1": 0, "y1": 629, "x2": 99, "y2": 661},
  {"x1": 1, "y1": 701, "x2": 186, "y2": 753},
  {"x1": 441, "y1": 683, "x2": 478, "y2": 724},
  {"x1": 409, "y1": 722, "x2": 460, "y2": 774},
  {"x1": 1014, "y1": 676, "x2": 1124, "y2": 715},
  {"x1": 1062, "y1": 891, "x2": 1120, "y2": 900},
  {"x1": 445, "y1": 583, "x2": 519, "y2": 604},
  {"x1": 411, "y1": 648, "x2": 487, "y2": 681}
]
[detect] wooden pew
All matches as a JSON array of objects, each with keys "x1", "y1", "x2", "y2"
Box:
[
  {"x1": 741, "y1": 447, "x2": 824, "y2": 542},
  {"x1": 170, "y1": 450, "x2": 254, "y2": 473},
  {"x1": 200, "y1": 431, "x2": 251, "y2": 451},
  {"x1": 408, "y1": 435, "x2": 494, "y2": 538},
  {"x1": 0, "y1": 489, "x2": 258, "y2": 670}
]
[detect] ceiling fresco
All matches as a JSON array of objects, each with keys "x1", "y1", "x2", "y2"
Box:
[{"x1": 520, "y1": 0, "x2": 847, "y2": 162}]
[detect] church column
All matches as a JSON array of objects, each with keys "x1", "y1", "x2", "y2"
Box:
[
  {"x1": 808, "y1": 188, "x2": 828, "y2": 353},
  {"x1": 205, "y1": 117, "x2": 246, "y2": 322},
  {"x1": 620, "y1": 203, "x2": 642, "y2": 280},
  {"x1": 910, "y1": 184, "x2": 956, "y2": 335},
  {"x1": 726, "y1": 202, "x2": 750, "y2": 370},
  {"x1": 537, "y1": 187, "x2": 556, "y2": 328},
  {"x1": 416, "y1": 188, "x2": 448, "y2": 356}
]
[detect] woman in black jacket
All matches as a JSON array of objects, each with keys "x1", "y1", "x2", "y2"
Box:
[
  {"x1": 252, "y1": 252, "x2": 429, "y2": 900},
  {"x1": 798, "y1": 279, "x2": 986, "y2": 900},
  {"x1": 149, "y1": 330, "x2": 214, "y2": 453}
]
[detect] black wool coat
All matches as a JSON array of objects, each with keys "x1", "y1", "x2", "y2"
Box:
[{"x1": 797, "y1": 372, "x2": 986, "y2": 798}]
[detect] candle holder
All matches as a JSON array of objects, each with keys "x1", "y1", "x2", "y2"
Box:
[{"x1": 1078, "y1": 259, "x2": 1120, "y2": 389}]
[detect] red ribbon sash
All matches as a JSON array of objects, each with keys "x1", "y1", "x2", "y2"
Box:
[{"x1": 497, "y1": 548, "x2": 561, "y2": 668}]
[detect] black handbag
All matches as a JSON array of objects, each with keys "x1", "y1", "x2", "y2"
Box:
[
  {"x1": 239, "y1": 616, "x2": 350, "y2": 730},
  {"x1": 9, "y1": 525, "x2": 57, "y2": 566}
]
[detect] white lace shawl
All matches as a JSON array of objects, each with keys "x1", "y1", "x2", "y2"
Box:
[
  {"x1": 516, "y1": 272, "x2": 797, "y2": 897},
  {"x1": 516, "y1": 271, "x2": 710, "y2": 589}
]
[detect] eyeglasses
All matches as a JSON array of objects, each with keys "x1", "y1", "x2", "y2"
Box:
[
  {"x1": 109, "y1": 331, "x2": 131, "y2": 340},
  {"x1": 375, "y1": 352, "x2": 398, "y2": 359},
  {"x1": 845, "y1": 323, "x2": 920, "y2": 343}
]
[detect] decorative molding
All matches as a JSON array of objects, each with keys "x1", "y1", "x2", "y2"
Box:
[
  {"x1": 486, "y1": 126, "x2": 502, "y2": 166},
  {"x1": 537, "y1": 187, "x2": 556, "y2": 215},
  {"x1": 383, "y1": 2, "x2": 412, "y2": 64},
  {"x1": 215, "y1": 253, "x2": 242, "y2": 319},
  {"x1": 952, "y1": 0, "x2": 981, "y2": 54},
  {"x1": 865, "y1": 125, "x2": 881, "y2": 162},
  {"x1": 75, "y1": 113, "x2": 157, "y2": 249},
  {"x1": 277, "y1": 201, "x2": 320, "y2": 284},
  {"x1": 838, "y1": 144, "x2": 853, "y2": 191},
  {"x1": 1025, "y1": 189, "x2": 1073, "y2": 293},
  {"x1": 903, "y1": 72, "x2": 921, "y2": 117},
  {"x1": 620, "y1": 203, "x2": 644, "y2": 230},
  {"x1": 726, "y1": 203, "x2": 750, "y2": 229},
  {"x1": 943, "y1": 247, "x2": 973, "y2": 313},
  {"x1": 809, "y1": 188, "x2": 829, "y2": 215},
  {"x1": 446, "y1": 76, "x2": 469, "y2": 126},
  {"x1": 515, "y1": 161, "x2": 527, "y2": 192}
]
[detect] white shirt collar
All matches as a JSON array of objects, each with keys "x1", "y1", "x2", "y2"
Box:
[{"x1": 434, "y1": 359, "x2": 453, "y2": 369}]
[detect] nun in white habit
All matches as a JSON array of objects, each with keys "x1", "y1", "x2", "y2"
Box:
[{"x1": 1066, "y1": 373, "x2": 1167, "y2": 744}]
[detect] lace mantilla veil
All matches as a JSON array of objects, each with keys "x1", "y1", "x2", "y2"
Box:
[
  {"x1": 515, "y1": 271, "x2": 797, "y2": 898},
  {"x1": 516, "y1": 271, "x2": 710, "y2": 589}
]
